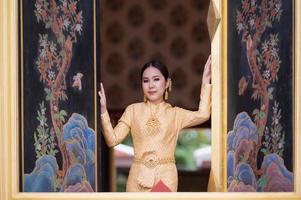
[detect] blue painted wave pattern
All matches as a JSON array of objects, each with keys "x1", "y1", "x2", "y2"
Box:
[
  {"x1": 25, "y1": 113, "x2": 95, "y2": 192},
  {"x1": 227, "y1": 112, "x2": 293, "y2": 192}
]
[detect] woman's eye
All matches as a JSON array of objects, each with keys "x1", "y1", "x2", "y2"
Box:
[
  {"x1": 143, "y1": 80, "x2": 149, "y2": 83},
  {"x1": 154, "y1": 78, "x2": 160, "y2": 81}
]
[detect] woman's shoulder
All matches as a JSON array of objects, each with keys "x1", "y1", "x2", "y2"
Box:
[{"x1": 171, "y1": 105, "x2": 187, "y2": 113}]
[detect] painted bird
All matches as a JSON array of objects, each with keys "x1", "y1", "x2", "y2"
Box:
[
  {"x1": 238, "y1": 75, "x2": 249, "y2": 96},
  {"x1": 72, "y1": 72, "x2": 83, "y2": 91}
]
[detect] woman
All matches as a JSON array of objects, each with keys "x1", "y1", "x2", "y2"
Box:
[{"x1": 99, "y1": 55, "x2": 212, "y2": 192}]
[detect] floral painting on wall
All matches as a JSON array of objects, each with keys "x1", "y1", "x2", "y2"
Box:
[
  {"x1": 20, "y1": 0, "x2": 99, "y2": 192},
  {"x1": 227, "y1": 0, "x2": 293, "y2": 192}
]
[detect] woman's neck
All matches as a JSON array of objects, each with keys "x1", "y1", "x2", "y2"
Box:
[{"x1": 147, "y1": 99, "x2": 164, "y2": 105}]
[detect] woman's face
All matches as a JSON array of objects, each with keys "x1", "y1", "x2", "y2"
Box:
[{"x1": 142, "y1": 66, "x2": 168, "y2": 104}]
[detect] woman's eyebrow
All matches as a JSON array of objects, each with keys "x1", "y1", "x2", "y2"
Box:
[{"x1": 143, "y1": 75, "x2": 160, "y2": 78}]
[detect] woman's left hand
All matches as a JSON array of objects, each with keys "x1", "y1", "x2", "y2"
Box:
[{"x1": 202, "y1": 55, "x2": 211, "y2": 84}]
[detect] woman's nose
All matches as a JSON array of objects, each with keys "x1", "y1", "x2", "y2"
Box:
[{"x1": 149, "y1": 81, "x2": 154, "y2": 88}]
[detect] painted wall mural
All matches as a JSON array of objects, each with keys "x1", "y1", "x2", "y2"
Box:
[
  {"x1": 20, "y1": 0, "x2": 97, "y2": 192},
  {"x1": 227, "y1": 0, "x2": 293, "y2": 192}
]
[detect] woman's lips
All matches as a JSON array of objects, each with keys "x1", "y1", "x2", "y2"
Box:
[{"x1": 148, "y1": 91, "x2": 156, "y2": 95}]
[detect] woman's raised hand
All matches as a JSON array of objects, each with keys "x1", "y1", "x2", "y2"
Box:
[
  {"x1": 98, "y1": 82, "x2": 107, "y2": 114},
  {"x1": 202, "y1": 55, "x2": 212, "y2": 84}
]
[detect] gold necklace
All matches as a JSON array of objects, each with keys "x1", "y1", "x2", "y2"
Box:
[{"x1": 146, "y1": 103, "x2": 161, "y2": 135}]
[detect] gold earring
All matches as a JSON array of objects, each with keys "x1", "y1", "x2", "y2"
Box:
[
  {"x1": 169, "y1": 81, "x2": 172, "y2": 92},
  {"x1": 164, "y1": 89, "x2": 168, "y2": 100},
  {"x1": 144, "y1": 95, "x2": 147, "y2": 102}
]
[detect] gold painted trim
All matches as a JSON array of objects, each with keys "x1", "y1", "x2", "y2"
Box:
[
  {"x1": 93, "y1": 0, "x2": 98, "y2": 191},
  {"x1": 222, "y1": 0, "x2": 228, "y2": 192},
  {"x1": 0, "y1": 0, "x2": 6, "y2": 198},
  {"x1": 292, "y1": 0, "x2": 296, "y2": 192},
  {"x1": 20, "y1": 0, "x2": 24, "y2": 192},
  {"x1": 210, "y1": 0, "x2": 225, "y2": 192},
  {"x1": 294, "y1": 0, "x2": 301, "y2": 194}
]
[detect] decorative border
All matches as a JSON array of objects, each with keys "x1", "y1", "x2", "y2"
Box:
[{"x1": 1, "y1": 0, "x2": 301, "y2": 199}]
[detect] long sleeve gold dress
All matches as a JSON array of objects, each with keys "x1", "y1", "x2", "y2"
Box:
[{"x1": 100, "y1": 83, "x2": 212, "y2": 192}]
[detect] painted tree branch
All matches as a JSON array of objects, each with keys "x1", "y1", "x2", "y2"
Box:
[
  {"x1": 35, "y1": 0, "x2": 83, "y2": 177},
  {"x1": 246, "y1": 36, "x2": 270, "y2": 175},
  {"x1": 236, "y1": 0, "x2": 283, "y2": 176}
]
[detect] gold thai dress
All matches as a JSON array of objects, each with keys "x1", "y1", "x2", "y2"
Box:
[{"x1": 100, "y1": 83, "x2": 212, "y2": 192}]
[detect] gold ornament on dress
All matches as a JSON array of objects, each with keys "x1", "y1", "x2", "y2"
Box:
[{"x1": 146, "y1": 104, "x2": 161, "y2": 135}]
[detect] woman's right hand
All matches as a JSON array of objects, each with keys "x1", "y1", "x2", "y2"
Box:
[
  {"x1": 98, "y1": 82, "x2": 107, "y2": 114},
  {"x1": 202, "y1": 55, "x2": 211, "y2": 84}
]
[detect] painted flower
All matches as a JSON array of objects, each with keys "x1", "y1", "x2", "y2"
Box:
[
  {"x1": 275, "y1": 3, "x2": 282, "y2": 12},
  {"x1": 278, "y1": 142, "x2": 283, "y2": 149},
  {"x1": 270, "y1": 34, "x2": 278, "y2": 47},
  {"x1": 40, "y1": 48, "x2": 47, "y2": 59},
  {"x1": 48, "y1": 70, "x2": 56, "y2": 80},
  {"x1": 36, "y1": 143, "x2": 42, "y2": 151},
  {"x1": 249, "y1": 18, "x2": 255, "y2": 27},
  {"x1": 39, "y1": 117, "x2": 47, "y2": 127},
  {"x1": 274, "y1": 118, "x2": 279, "y2": 125},
  {"x1": 262, "y1": 40, "x2": 269, "y2": 52},
  {"x1": 60, "y1": 0, "x2": 67, "y2": 7},
  {"x1": 49, "y1": 42, "x2": 57, "y2": 53},
  {"x1": 41, "y1": 107, "x2": 46, "y2": 115},
  {"x1": 263, "y1": 69, "x2": 271, "y2": 80},
  {"x1": 35, "y1": 2, "x2": 43, "y2": 14},
  {"x1": 39, "y1": 34, "x2": 48, "y2": 48},
  {"x1": 75, "y1": 24, "x2": 82, "y2": 34},
  {"x1": 237, "y1": 23, "x2": 244, "y2": 33},
  {"x1": 64, "y1": 18, "x2": 70, "y2": 29}
]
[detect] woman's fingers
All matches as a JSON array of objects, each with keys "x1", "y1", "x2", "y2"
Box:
[
  {"x1": 101, "y1": 82, "x2": 104, "y2": 93},
  {"x1": 204, "y1": 55, "x2": 211, "y2": 75},
  {"x1": 202, "y1": 55, "x2": 212, "y2": 84},
  {"x1": 98, "y1": 83, "x2": 102, "y2": 97},
  {"x1": 206, "y1": 55, "x2": 211, "y2": 66},
  {"x1": 98, "y1": 82, "x2": 105, "y2": 100},
  {"x1": 98, "y1": 83, "x2": 107, "y2": 114}
]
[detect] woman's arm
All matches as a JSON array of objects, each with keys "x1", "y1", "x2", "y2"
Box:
[
  {"x1": 99, "y1": 83, "x2": 132, "y2": 147},
  {"x1": 100, "y1": 106, "x2": 132, "y2": 147},
  {"x1": 177, "y1": 55, "x2": 212, "y2": 129}
]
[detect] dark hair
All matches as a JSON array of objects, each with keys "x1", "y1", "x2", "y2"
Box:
[{"x1": 140, "y1": 60, "x2": 169, "y2": 81}]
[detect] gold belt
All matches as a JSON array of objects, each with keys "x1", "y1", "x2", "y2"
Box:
[{"x1": 133, "y1": 157, "x2": 175, "y2": 168}]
